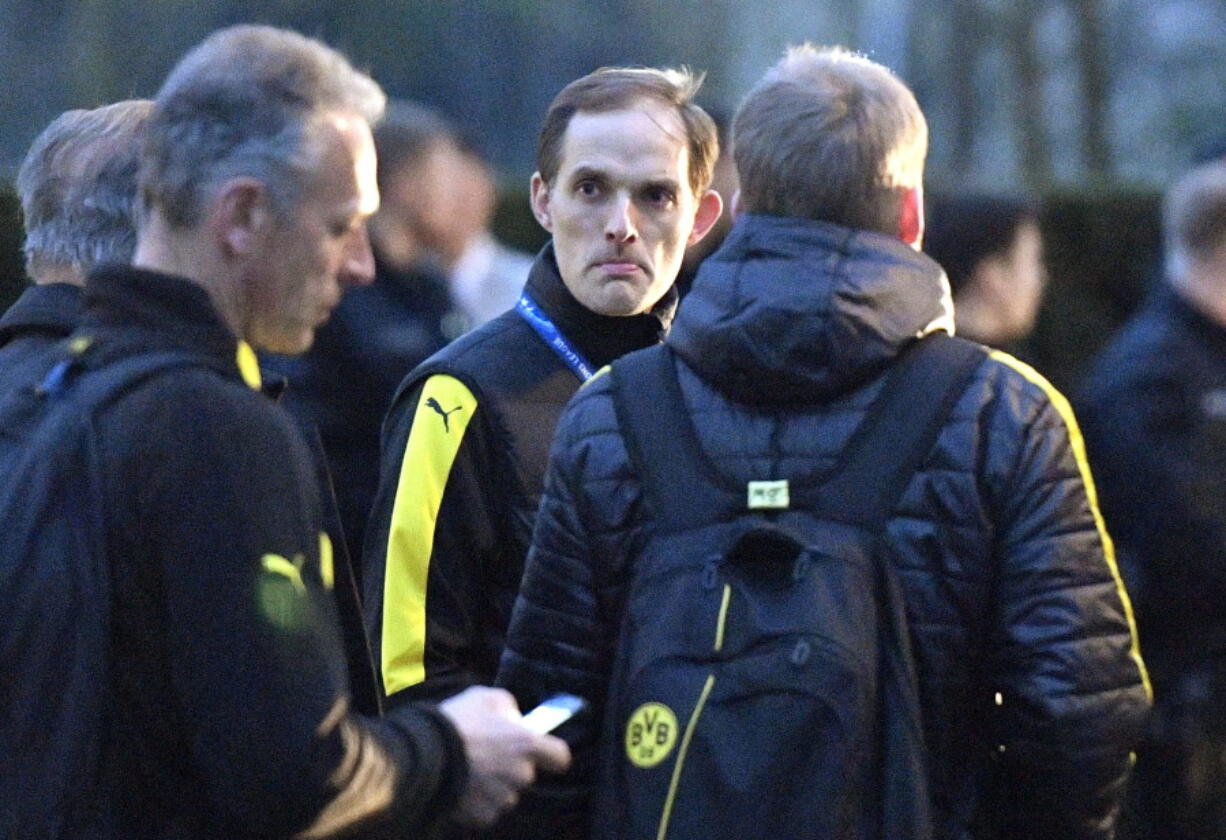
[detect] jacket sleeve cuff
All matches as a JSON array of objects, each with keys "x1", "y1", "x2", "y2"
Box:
[{"x1": 383, "y1": 702, "x2": 470, "y2": 825}]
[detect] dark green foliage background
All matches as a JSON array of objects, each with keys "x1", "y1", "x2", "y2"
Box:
[
  {"x1": 1029, "y1": 191, "x2": 1163, "y2": 392},
  {"x1": 0, "y1": 175, "x2": 1162, "y2": 395},
  {"x1": 0, "y1": 184, "x2": 25, "y2": 314}
]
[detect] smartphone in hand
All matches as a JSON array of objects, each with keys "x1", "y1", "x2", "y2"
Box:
[{"x1": 521, "y1": 693, "x2": 587, "y2": 734}]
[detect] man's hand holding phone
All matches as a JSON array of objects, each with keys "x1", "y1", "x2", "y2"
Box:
[{"x1": 438, "y1": 686, "x2": 575, "y2": 827}]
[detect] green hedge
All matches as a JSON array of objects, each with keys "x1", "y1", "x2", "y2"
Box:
[
  {"x1": 0, "y1": 177, "x2": 1164, "y2": 397},
  {"x1": 0, "y1": 182, "x2": 26, "y2": 314},
  {"x1": 491, "y1": 180, "x2": 549, "y2": 257},
  {"x1": 1029, "y1": 189, "x2": 1162, "y2": 393}
]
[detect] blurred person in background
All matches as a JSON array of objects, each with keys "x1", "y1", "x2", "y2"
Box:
[
  {"x1": 1078, "y1": 160, "x2": 1226, "y2": 840},
  {"x1": 0, "y1": 100, "x2": 151, "y2": 395},
  {"x1": 0, "y1": 24, "x2": 568, "y2": 838},
  {"x1": 923, "y1": 193, "x2": 1046, "y2": 350},
  {"x1": 442, "y1": 137, "x2": 535, "y2": 328},
  {"x1": 263, "y1": 100, "x2": 457, "y2": 576},
  {"x1": 363, "y1": 65, "x2": 722, "y2": 716},
  {"x1": 364, "y1": 102, "x2": 532, "y2": 334}
]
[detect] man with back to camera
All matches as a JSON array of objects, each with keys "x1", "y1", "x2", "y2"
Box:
[
  {"x1": 362, "y1": 67, "x2": 722, "y2": 707},
  {"x1": 0, "y1": 24, "x2": 567, "y2": 838},
  {"x1": 0, "y1": 100, "x2": 151, "y2": 395},
  {"x1": 497, "y1": 45, "x2": 1150, "y2": 839},
  {"x1": 1077, "y1": 161, "x2": 1226, "y2": 840}
]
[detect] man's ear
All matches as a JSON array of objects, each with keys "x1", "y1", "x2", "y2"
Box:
[
  {"x1": 529, "y1": 172, "x2": 553, "y2": 232},
  {"x1": 899, "y1": 185, "x2": 924, "y2": 250},
  {"x1": 687, "y1": 190, "x2": 725, "y2": 246},
  {"x1": 211, "y1": 177, "x2": 271, "y2": 257}
]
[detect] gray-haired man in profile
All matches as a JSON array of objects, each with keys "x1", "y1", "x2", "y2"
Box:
[
  {"x1": 0, "y1": 100, "x2": 151, "y2": 394},
  {"x1": 0, "y1": 24, "x2": 566, "y2": 839}
]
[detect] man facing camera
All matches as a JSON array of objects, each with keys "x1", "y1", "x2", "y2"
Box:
[{"x1": 364, "y1": 67, "x2": 722, "y2": 706}]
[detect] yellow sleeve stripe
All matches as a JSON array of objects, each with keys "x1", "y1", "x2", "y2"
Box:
[
  {"x1": 235, "y1": 340, "x2": 262, "y2": 391},
  {"x1": 581, "y1": 364, "x2": 612, "y2": 389},
  {"x1": 318, "y1": 532, "x2": 334, "y2": 590},
  {"x1": 381, "y1": 374, "x2": 478, "y2": 696},
  {"x1": 989, "y1": 350, "x2": 1153, "y2": 700}
]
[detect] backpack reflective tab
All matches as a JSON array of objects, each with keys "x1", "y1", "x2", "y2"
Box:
[{"x1": 601, "y1": 335, "x2": 983, "y2": 840}]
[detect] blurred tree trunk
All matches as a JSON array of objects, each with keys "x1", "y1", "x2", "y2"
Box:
[
  {"x1": 1007, "y1": 0, "x2": 1052, "y2": 187},
  {"x1": 949, "y1": 0, "x2": 985, "y2": 174},
  {"x1": 1072, "y1": 0, "x2": 1113, "y2": 177}
]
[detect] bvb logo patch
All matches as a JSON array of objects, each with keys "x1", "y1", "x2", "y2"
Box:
[{"x1": 625, "y1": 702, "x2": 678, "y2": 768}]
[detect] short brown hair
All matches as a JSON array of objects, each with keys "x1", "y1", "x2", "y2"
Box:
[
  {"x1": 733, "y1": 44, "x2": 927, "y2": 235},
  {"x1": 536, "y1": 67, "x2": 718, "y2": 195}
]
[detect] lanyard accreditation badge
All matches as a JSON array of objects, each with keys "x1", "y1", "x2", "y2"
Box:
[{"x1": 515, "y1": 293, "x2": 596, "y2": 382}]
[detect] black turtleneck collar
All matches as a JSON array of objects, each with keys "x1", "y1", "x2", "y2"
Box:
[
  {"x1": 0, "y1": 282, "x2": 84, "y2": 345},
  {"x1": 522, "y1": 241, "x2": 677, "y2": 370},
  {"x1": 82, "y1": 264, "x2": 257, "y2": 387},
  {"x1": 1159, "y1": 281, "x2": 1226, "y2": 357}
]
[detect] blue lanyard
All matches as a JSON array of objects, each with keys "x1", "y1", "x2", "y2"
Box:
[{"x1": 515, "y1": 292, "x2": 596, "y2": 382}]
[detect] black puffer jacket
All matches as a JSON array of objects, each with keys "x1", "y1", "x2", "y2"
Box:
[{"x1": 498, "y1": 215, "x2": 1151, "y2": 839}]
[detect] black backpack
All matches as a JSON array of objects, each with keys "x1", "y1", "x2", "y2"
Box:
[
  {"x1": 0, "y1": 343, "x2": 200, "y2": 839},
  {"x1": 597, "y1": 333, "x2": 984, "y2": 840}
]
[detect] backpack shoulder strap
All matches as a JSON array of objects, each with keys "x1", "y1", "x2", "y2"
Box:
[
  {"x1": 36, "y1": 345, "x2": 207, "y2": 411},
  {"x1": 611, "y1": 344, "x2": 741, "y2": 532},
  {"x1": 829, "y1": 333, "x2": 984, "y2": 840},
  {"x1": 811, "y1": 332, "x2": 985, "y2": 531}
]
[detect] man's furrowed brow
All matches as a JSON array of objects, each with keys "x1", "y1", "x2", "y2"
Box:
[
  {"x1": 642, "y1": 177, "x2": 682, "y2": 194},
  {"x1": 567, "y1": 165, "x2": 610, "y2": 185}
]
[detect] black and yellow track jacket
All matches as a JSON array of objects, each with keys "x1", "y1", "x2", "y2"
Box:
[
  {"x1": 76, "y1": 266, "x2": 467, "y2": 839},
  {"x1": 0, "y1": 278, "x2": 382, "y2": 717},
  {"x1": 364, "y1": 243, "x2": 676, "y2": 706}
]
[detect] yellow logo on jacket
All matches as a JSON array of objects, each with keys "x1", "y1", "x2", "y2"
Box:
[
  {"x1": 258, "y1": 551, "x2": 322, "y2": 631},
  {"x1": 626, "y1": 702, "x2": 678, "y2": 768},
  {"x1": 262, "y1": 553, "x2": 306, "y2": 592}
]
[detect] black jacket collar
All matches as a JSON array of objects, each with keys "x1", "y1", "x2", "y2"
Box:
[
  {"x1": 0, "y1": 283, "x2": 84, "y2": 347},
  {"x1": 1160, "y1": 282, "x2": 1226, "y2": 357},
  {"x1": 522, "y1": 241, "x2": 677, "y2": 370},
  {"x1": 82, "y1": 264, "x2": 249, "y2": 382}
]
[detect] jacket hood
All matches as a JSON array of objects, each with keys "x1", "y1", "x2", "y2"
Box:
[{"x1": 669, "y1": 214, "x2": 954, "y2": 404}]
